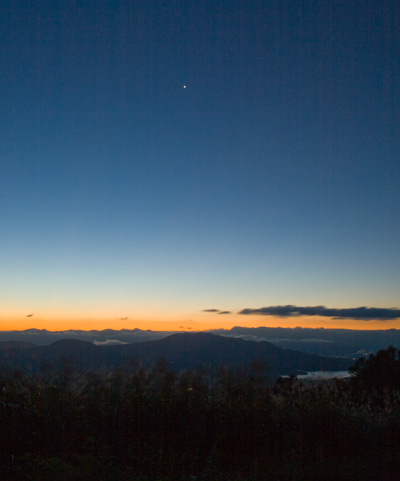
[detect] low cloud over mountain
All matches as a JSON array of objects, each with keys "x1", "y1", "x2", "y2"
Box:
[
  {"x1": 209, "y1": 326, "x2": 400, "y2": 358},
  {"x1": 93, "y1": 339, "x2": 128, "y2": 346}
]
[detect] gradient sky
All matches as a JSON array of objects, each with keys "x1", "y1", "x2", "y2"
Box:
[{"x1": 1, "y1": 0, "x2": 399, "y2": 331}]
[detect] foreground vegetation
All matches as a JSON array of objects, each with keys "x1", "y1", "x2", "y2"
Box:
[{"x1": 1, "y1": 348, "x2": 400, "y2": 480}]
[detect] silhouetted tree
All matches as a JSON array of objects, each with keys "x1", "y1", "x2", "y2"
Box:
[{"x1": 350, "y1": 345, "x2": 400, "y2": 394}]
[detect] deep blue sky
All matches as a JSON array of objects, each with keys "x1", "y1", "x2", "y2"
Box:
[{"x1": 1, "y1": 0, "x2": 399, "y2": 329}]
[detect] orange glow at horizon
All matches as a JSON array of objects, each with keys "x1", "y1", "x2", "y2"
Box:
[{"x1": 1, "y1": 312, "x2": 400, "y2": 332}]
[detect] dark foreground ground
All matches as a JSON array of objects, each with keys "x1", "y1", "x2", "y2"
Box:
[{"x1": 1, "y1": 348, "x2": 400, "y2": 480}]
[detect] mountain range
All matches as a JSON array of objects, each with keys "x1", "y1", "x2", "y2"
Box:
[
  {"x1": 1, "y1": 326, "x2": 399, "y2": 358},
  {"x1": 0, "y1": 332, "x2": 351, "y2": 382}
]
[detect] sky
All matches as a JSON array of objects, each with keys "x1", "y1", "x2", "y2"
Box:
[{"x1": 1, "y1": 0, "x2": 399, "y2": 331}]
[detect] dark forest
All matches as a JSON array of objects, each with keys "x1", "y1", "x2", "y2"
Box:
[{"x1": 1, "y1": 347, "x2": 400, "y2": 480}]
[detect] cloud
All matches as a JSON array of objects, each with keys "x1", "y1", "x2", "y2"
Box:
[
  {"x1": 203, "y1": 309, "x2": 231, "y2": 314},
  {"x1": 238, "y1": 305, "x2": 400, "y2": 321},
  {"x1": 269, "y1": 338, "x2": 333, "y2": 344},
  {"x1": 94, "y1": 339, "x2": 128, "y2": 346},
  {"x1": 225, "y1": 334, "x2": 268, "y2": 342}
]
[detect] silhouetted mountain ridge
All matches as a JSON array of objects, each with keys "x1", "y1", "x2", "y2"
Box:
[
  {"x1": 0, "y1": 332, "x2": 351, "y2": 380},
  {"x1": 1, "y1": 327, "x2": 399, "y2": 358}
]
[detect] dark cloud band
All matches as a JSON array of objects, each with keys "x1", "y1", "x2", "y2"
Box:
[{"x1": 238, "y1": 305, "x2": 400, "y2": 321}]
